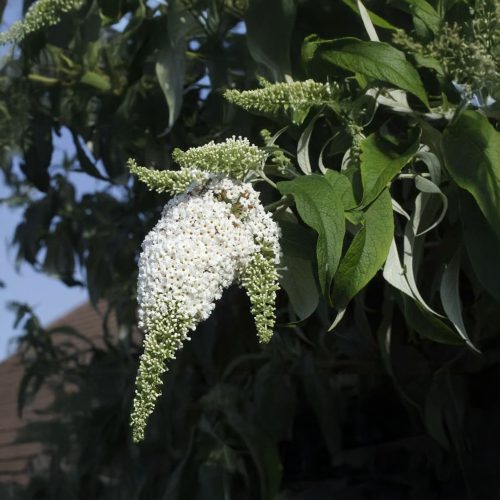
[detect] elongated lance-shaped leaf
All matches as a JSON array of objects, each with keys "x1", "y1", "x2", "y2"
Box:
[
  {"x1": 302, "y1": 36, "x2": 429, "y2": 107},
  {"x1": 297, "y1": 112, "x2": 322, "y2": 174},
  {"x1": 440, "y1": 249, "x2": 480, "y2": 353},
  {"x1": 332, "y1": 188, "x2": 393, "y2": 310},
  {"x1": 360, "y1": 128, "x2": 420, "y2": 206},
  {"x1": 442, "y1": 111, "x2": 500, "y2": 239},
  {"x1": 278, "y1": 175, "x2": 345, "y2": 295},
  {"x1": 278, "y1": 220, "x2": 319, "y2": 321}
]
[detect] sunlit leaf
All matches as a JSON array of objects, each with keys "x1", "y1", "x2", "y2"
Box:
[
  {"x1": 302, "y1": 36, "x2": 429, "y2": 106},
  {"x1": 332, "y1": 188, "x2": 393, "y2": 309},
  {"x1": 278, "y1": 175, "x2": 345, "y2": 294},
  {"x1": 360, "y1": 128, "x2": 420, "y2": 205}
]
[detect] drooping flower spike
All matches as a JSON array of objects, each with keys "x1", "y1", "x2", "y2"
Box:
[{"x1": 130, "y1": 174, "x2": 281, "y2": 442}]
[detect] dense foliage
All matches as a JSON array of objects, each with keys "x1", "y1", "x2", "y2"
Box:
[{"x1": 1, "y1": 0, "x2": 499, "y2": 498}]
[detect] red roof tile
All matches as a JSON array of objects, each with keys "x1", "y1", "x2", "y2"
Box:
[{"x1": 0, "y1": 301, "x2": 117, "y2": 485}]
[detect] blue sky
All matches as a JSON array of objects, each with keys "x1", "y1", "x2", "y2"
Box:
[
  {"x1": 0, "y1": 0, "x2": 243, "y2": 360},
  {"x1": 0, "y1": 3, "x2": 89, "y2": 360},
  {"x1": 0, "y1": 1, "x2": 157, "y2": 360}
]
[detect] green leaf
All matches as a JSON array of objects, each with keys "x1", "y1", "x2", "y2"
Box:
[
  {"x1": 460, "y1": 192, "x2": 500, "y2": 301},
  {"x1": 440, "y1": 249, "x2": 480, "y2": 352},
  {"x1": 324, "y1": 169, "x2": 359, "y2": 216},
  {"x1": 98, "y1": 0, "x2": 126, "y2": 20},
  {"x1": 414, "y1": 175, "x2": 448, "y2": 235},
  {"x1": 341, "y1": 0, "x2": 399, "y2": 31},
  {"x1": 156, "y1": 38, "x2": 186, "y2": 130},
  {"x1": 300, "y1": 356, "x2": 341, "y2": 457},
  {"x1": 416, "y1": 149, "x2": 441, "y2": 184},
  {"x1": 332, "y1": 188, "x2": 393, "y2": 309},
  {"x1": 402, "y1": 192, "x2": 443, "y2": 316},
  {"x1": 254, "y1": 363, "x2": 296, "y2": 440},
  {"x1": 376, "y1": 295, "x2": 421, "y2": 410},
  {"x1": 43, "y1": 221, "x2": 75, "y2": 281},
  {"x1": 21, "y1": 115, "x2": 53, "y2": 193},
  {"x1": 383, "y1": 238, "x2": 415, "y2": 298},
  {"x1": 297, "y1": 112, "x2": 321, "y2": 173},
  {"x1": 279, "y1": 220, "x2": 320, "y2": 320},
  {"x1": 225, "y1": 410, "x2": 282, "y2": 500},
  {"x1": 72, "y1": 133, "x2": 106, "y2": 180},
  {"x1": 156, "y1": 1, "x2": 201, "y2": 130},
  {"x1": 413, "y1": 53, "x2": 444, "y2": 74},
  {"x1": 278, "y1": 175, "x2": 345, "y2": 294},
  {"x1": 245, "y1": 0, "x2": 296, "y2": 81},
  {"x1": 399, "y1": 294, "x2": 464, "y2": 345},
  {"x1": 360, "y1": 128, "x2": 420, "y2": 205},
  {"x1": 302, "y1": 36, "x2": 429, "y2": 107},
  {"x1": 80, "y1": 71, "x2": 112, "y2": 92},
  {"x1": 404, "y1": 0, "x2": 441, "y2": 35},
  {"x1": 442, "y1": 111, "x2": 500, "y2": 238}
]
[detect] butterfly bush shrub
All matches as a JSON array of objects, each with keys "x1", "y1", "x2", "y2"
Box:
[
  {"x1": 126, "y1": 0, "x2": 499, "y2": 441},
  {"x1": 1, "y1": 0, "x2": 499, "y2": 495},
  {"x1": 129, "y1": 142, "x2": 281, "y2": 441}
]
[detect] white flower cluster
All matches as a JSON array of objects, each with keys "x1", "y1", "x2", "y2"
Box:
[
  {"x1": 131, "y1": 176, "x2": 281, "y2": 442},
  {"x1": 137, "y1": 176, "x2": 280, "y2": 327},
  {"x1": 0, "y1": 0, "x2": 84, "y2": 45}
]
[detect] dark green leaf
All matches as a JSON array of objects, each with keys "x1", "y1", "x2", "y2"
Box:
[
  {"x1": 404, "y1": 0, "x2": 441, "y2": 35},
  {"x1": 43, "y1": 222, "x2": 75, "y2": 281},
  {"x1": 300, "y1": 356, "x2": 341, "y2": 457},
  {"x1": 156, "y1": 37, "x2": 186, "y2": 130},
  {"x1": 460, "y1": 191, "x2": 500, "y2": 301},
  {"x1": 279, "y1": 220, "x2": 320, "y2": 320},
  {"x1": 302, "y1": 36, "x2": 429, "y2": 106},
  {"x1": 225, "y1": 411, "x2": 282, "y2": 500},
  {"x1": 442, "y1": 111, "x2": 500, "y2": 238},
  {"x1": 440, "y1": 249, "x2": 480, "y2": 352},
  {"x1": 245, "y1": 0, "x2": 296, "y2": 81},
  {"x1": 72, "y1": 133, "x2": 106, "y2": 180},
  {"x1": 254, "y1": 363, "x2": 296, "y2": 440},
  {"x1": 21, "y1": 115, "x2": 53, "y2": 192},
  {"x1": 341, "y1": 0, "x2": 399, "y2": 30},
  {"x1": 399, "y1": 293, "x2": 464, "y2": 345},
  {"x1": 360, "y1": 128, "x2": 420, "y2": 205},
  {"x1": 297, "y1": 112, "x2": 321, "y2": 172},
  {"x1": 324, "y1": 169, "x2": 358, "y2": 210},
  {"x1": 156, "y1": 1, "x2": 201, "y2": 130}
]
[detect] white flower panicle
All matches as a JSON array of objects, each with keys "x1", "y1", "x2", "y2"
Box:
[
  {"x1": 131, "y1": 176, "x2": 281, "y2": 442},
  {"x1": 172, "y1": 136, "x2": 266, "y2": 180},
  {"x1": 0, "y1": 0, "x2": 84, "y2": 45},
  {"x1": 224, "y1": 79, "x2": 340, "y2": 116}
]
